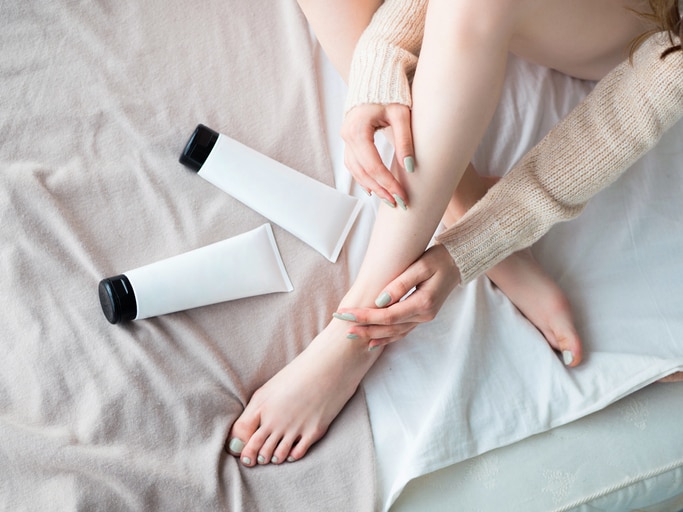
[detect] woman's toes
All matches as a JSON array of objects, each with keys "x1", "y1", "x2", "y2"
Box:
[
  {"x1": 239, "y1": 446, "x2": 259, "y2": 467},
  {"x1": 561, "y1": 350, "x2": 575, "y2": 366},
  {"x1": 256, "y1": 434, "x2": 283, "y2": 465},
  {"x1": 239, "y1": 427, "x2": 271, "y2": 467},
  {"x1": 287, "y1": 433, "x2": 317, "y2": 462},
  {"x1": 551, "y1": 320, "x2": 583, "y2": 367},
  {"x1": 271, "y1": 434, "x2": 299, "y2": 465},
  {"x1": 226, "y1": 436, "x2": 245, "y2": 456},
  {"x1": 226, "y1": 410, "x2": 261, "y2": 460},
  {"x1": 561, "y1": 343, "x2": 583, "y2": 367}
]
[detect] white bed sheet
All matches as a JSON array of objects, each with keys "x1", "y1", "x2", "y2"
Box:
[
  {"x1": 391, "y1": 381, "x2": 683, "y2": 511},
  {"x1": 316, "y1": 45, "x2": 683, "y2": 510}
]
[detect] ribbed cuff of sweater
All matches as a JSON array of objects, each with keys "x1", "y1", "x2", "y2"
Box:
[
  {"x1": 345, "y1": 41, "x2": 414, "y2": 112},
  {"x1": 437, "y1": 170, "x2": 586, "y2": 284},
  {"x1": 344, "y1": 0, "x2": 427, "y2": 113}
]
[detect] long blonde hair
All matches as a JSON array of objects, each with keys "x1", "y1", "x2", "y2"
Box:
[{"x1": 632, "y1": 0, "x2": 682, "y2": 57}]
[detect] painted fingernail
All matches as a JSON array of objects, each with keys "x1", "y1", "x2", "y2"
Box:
[
  {"x1": 374, "y1": 291, "x2": 391, "y2": 308},
  {"x1": 242, "y1": 456, "x2": 252, "y2": 465},
  {"x1": 368, "y1": 345, "x2": 380, "y2": 352},
  {"x1": 257, "y1": 455, "x2": 266, "y2": 464},
  {"x1": 271, "y1": 456, "x2": 279, "y2": 464},
  {"x1": 382, "y1": 198, "x2": 397, "y2": 208},
  {"x1": 562, "y1": 350, "x2": 574, "y2": 366},
  {"x1": 287, "y1": 456, "x2": 296, "y2": 463},
  {"x1": 228, "y1": 438, "x2": 245, "y2": 455},
  {"x1": 333, "y1": 312, "x2": 357, "y2": 322},
  {"x1": 393, "y1": 194, "x2": 407, "y2": 211},
  {"x1": 404, "y1": 156, "x2": 415, "y2": 173},
  {"x1": 346, "y1": 333, "x2": 359, "y2": 339}
]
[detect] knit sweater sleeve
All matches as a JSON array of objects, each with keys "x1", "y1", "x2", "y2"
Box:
[
  {"x1": 345, "y1": 0, "x2": 427, "y2": 112},
  {"x1": 437, "y1": 33, "x2": 683, "y2": 284}
]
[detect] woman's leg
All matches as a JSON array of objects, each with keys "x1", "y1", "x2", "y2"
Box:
[
  {"x1": 296, "y1": 0, "x2": 383, "y2": 81},
  {"x1": 225, "y1": 0, "x2": 387, "y2": 467},
  {"x1": 228, "y1": 0, "x2": 520, "y2": 467},
  {"x1": 445, "y1": 165, "x2": 582, "y2": 364},
  {"x1": 435, "y1": 0, "x2": 651, "y2": 361},
  {"x1": 227, "y1": 0, "x2": 489, "y2": 467},
  {"x1": 227, "y1": 0, "x2": 651, "y2": 466}
]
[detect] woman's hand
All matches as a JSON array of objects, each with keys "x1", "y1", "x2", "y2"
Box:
[
  {"x1": 341, "y1": 103, "x2": 414, "y2": 208},
  {"x1": 335, "y1": 244, "x2": 461, "y2": 349}
]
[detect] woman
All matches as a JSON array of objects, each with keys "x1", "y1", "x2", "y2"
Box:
[
  {"x1": 226, "y1": 0, "x2": 683, "y2": 467},
  {"x1": 336, "y1": 0, "x2": 682, "y2": 348}
]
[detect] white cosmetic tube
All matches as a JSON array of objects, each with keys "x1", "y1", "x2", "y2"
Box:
[
  {"x1": 99, "y1": 224, "x2": 293, "y2": 324},
  {"x1": 179, "y1": 124, "x2": 361, "y2": 262}
]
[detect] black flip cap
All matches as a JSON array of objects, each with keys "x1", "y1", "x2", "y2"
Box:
[
  {"x1": 179, "y1": 124, "x2": 219, "y2": 172},
  {"x1": 99, "y1": 274, "x2": 137, "y2": 324}
]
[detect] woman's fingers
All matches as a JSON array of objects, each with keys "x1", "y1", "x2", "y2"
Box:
[
  {"x1": 348, "y1": 321, "x2": 419, "y2": 347},
  {"x1": 336, "y1": 260, "x2": 434, "y2": 326},
  {"x1": 350, "y1": 144, "x2": 401, "y2": 206},
  {"x1": 340, "y1": 283, "x2": 443, "y2": 330},
  {"x1": 341, "y1": 103, "x2": 413, "y2": 206},
  {"x1": 335, "y1": 244, "x2": 461, "y2": 347},
  {"x1": 386, "y1": 104, "x2": 415, "y2": 175},
  {"x1": 344, "y1": 151, "x2": 384, "y2": 198},
  {"x1": 368, "y1": 329, "x2": 419, "y2": 351},
  {"x1": 339, "y1": 298, "x2": 419, "y2": 327}
]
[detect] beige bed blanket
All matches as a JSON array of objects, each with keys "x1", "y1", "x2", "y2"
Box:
[{"x1": 0, "y1": 1, "x2": 376, "y2": 510}]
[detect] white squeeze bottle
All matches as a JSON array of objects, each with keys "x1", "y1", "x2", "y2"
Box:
[{"x1": 179, "y1": 124, "x2": 361, "y2": 263}]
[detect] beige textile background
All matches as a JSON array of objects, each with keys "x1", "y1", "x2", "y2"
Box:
[{"x1": 0, "y1": 1, "x2": 376, "y2": 510}]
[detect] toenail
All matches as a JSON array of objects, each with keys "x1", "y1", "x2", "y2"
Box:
[
  {"x1": 257, "y1": 455, "x2": 266, "y2": 464},
  {"x1": 562, "y1": 350, "x2": 574, "y2": 366},
  {"x1": 287, "y1": 456, "x2": 296, "y2": 463},
  {"x1": 242, "y1": 456, "x2": 252, "y2": 465},
  {"x1": 228, "y1": 438, "x2": 245, "y2": 455},
  {"x1": 271, "y1": 456, "x2": 279, "y2": 464}
]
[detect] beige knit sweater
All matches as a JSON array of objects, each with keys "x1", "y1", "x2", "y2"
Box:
[
  {"x1": 346, "y1": 0, "x2": 426, "y2": 112},
  {"x1": 347, "y1": 2, "x2": 683, "y2": 283}
]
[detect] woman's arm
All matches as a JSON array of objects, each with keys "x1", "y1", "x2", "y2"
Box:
[
  {"x1": 341, "y1": 34, "x2": 683, "y2": 345},
  {"x1": 299, "y1": 0, "x2": 426, "y2": 205},
  {"x1": 439, "y1": 33, "x2": 683, "y2": 283},
  {"x1": 340, "y1": 0, "x2": 428, "y2": 205}
]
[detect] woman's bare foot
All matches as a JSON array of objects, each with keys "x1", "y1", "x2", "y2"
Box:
[
  {"x1": 485, "y1": 249, "x2": 583, "y2": 366},
  {"x1": 446, "y1": 166, "x2": 582, "y2": 366},
  {"x1": 226, "y1": 318, "x2": 382, "y2": 466}
]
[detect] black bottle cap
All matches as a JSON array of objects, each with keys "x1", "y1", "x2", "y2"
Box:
[
  {"x1": 179, "y1": 124, "x2": 219, "y2": 172},
  {"x1": 98, "y1": 274, "x2": 138, "y2": 324}
]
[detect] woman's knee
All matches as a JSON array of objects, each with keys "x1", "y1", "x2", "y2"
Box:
[{"x1": 429, "y1": 0, "x2": 521, "y2": 44}]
